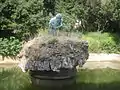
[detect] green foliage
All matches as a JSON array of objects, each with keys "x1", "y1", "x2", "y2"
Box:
[
  {"x1": 0, "y1": 0, "x2": 45, "y2": 39},
  {"x1": 0, "y1": 0, "x2": 120, "y2": 40},
  {"x1": 48, "y1": 38, "x2": 58, "y2": 44},
  {"x1": 56, "y1": 0, "x2": 120, "y2": 32},
  {"x1": 0, "y1": 37, "x2": 22, "y2": 57},
  {"x1": 82, "y1": 32, "x2": 120, "y2": 53},
  {"x1": 43, "y1": 0, "x2": 56, "y2": 16}
]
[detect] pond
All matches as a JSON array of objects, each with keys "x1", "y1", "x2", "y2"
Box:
[{"x1": 0, "y1": 67, "x2": 120, "y2": 90}]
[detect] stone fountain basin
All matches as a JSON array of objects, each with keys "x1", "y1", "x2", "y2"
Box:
[
  {"x1": 18, "y1": 36, "x2": 89, "y2": 87},
  {"x1": 29, "y1": 68, "x2": 76, "y2": 87}
]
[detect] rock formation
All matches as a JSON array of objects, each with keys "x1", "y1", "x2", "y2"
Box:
[{"x1": 18, "y1": 36, "x2": 89, "y2": 72}]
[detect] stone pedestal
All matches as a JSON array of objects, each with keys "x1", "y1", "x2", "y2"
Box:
[{"x1": 29, "y1": 68, "x2": 76, "y2": 87}]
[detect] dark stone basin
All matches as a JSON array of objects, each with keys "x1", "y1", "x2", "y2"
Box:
[{"x1": 29, "y1": 68, "x2": 76, "y2": 87}]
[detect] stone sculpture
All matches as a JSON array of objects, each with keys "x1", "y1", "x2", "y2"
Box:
[{"x1": 49, "y1": 13, "x2": 63, "y2": 35}]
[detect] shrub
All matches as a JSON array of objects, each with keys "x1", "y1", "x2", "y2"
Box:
[
  {"x1": 0, "y1": 0, "x2": 120, "y2": 40},
  {"x1": 0, "y1": 37, "x2": 22, "y2": 57},
  {"x1": 56, "y1": 0, "x2": 120, "y2": 32},
  {"x1": 0, "y1": 0, "x2": 45, "y2": 40}
]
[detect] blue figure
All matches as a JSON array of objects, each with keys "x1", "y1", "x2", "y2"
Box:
[{"x1": 49, "y1": 13, "x2": 63, "y2": 35}]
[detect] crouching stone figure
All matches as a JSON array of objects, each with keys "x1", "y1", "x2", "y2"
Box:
[{"x1": 49, "y1": 13, "x2": 63, "y2": 36}]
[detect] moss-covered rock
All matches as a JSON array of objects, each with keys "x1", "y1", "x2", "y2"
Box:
[{"x1": 18, "y1": 36, "x2": 89, "y2": 72}]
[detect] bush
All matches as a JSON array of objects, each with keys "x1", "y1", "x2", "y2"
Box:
[
  {"x1": 0, "y1": 0, "x2": 45, "y2": 40},
  {"x1": 56, "y1": 0, "x2": 120, "y2": 32},
  {"x1": 0, "y1": 0, "x2": 120, "y2": 40},
  {"x1": 0, "y1": 37, "x2": 22, "y2": 57}
]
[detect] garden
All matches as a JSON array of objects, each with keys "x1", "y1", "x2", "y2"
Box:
[{"x1": 0, "y1": 0, "x2": 120, "y2": 90}]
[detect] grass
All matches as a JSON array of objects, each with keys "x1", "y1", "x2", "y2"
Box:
[
  {"x1": 0, "y1": 67, "x2": 120, "y2": 90},
  {"x1": 82, "y1": 32, "x2": 120, "y2": 53}
]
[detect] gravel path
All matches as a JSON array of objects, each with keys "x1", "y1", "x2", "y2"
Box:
[
  {"x1": 83, "y1": 53, "x2": 120, "y2": 70},
  {"x1": 0, "y1": 53, "x2": 120, "y2": 69}
]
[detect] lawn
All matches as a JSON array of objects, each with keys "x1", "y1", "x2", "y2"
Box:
[
  {"x1": 0, "y1": 67, "x2": 120, "y2": 90},
  {"x1": 82, "y1": 32, "x2": 120, "y2": 53}
]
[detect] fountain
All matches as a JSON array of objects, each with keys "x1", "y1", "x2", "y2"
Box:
[{"x1": 18, "y1": 35, "x2": 89, "y2": 87}]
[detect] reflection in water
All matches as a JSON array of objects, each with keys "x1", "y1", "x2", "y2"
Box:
[
  {"x1": 24, "y1": 80, "x2": 120, "y2": 90},
  {"x1": 28, "y1": 83, "x2": 77, "y2": 90}
]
